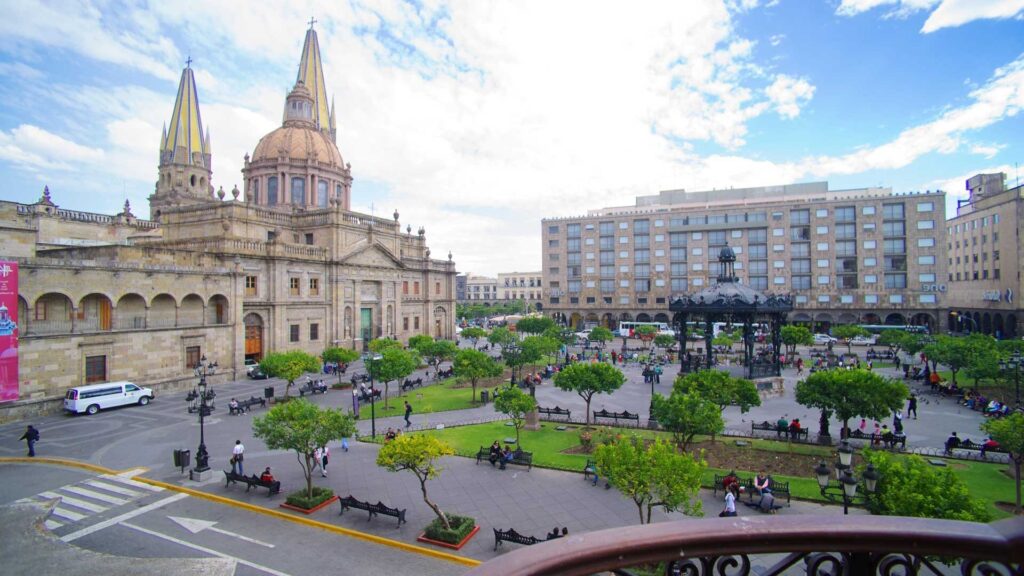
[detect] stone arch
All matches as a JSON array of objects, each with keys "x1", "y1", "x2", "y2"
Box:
[
  {"x1": 972, "y1": 312, "x2": 981, "y2": 332},
  {"x1": 884, "y1": 313, "x2": 906, "y2": 326},
  {"x1": 814, "y1": 312, "x2": 833, "y2": 333},
  {"x1": 150, "y1": 294, "x2": 177, "y2": 328},
  {"x1": 982, "y1": 312, "x2": 992, "y2": 335},
  {"x1": 1007, "y1": 314, "x2": 1018, "y2": 338},
  {"x1": 584, "y1": 313, "x2": 599, "y2": 325},
  {"x1": 911, "y1": 313, "x2": 934, "y2": 333},
  {"x1": 636, "y1": 313, "x2": 652, "y2": 322},
  {"x1": 947, "y1": 312, "x2": 959, "y2": 332},
  {"x1": 179, "y1": 294, "x2": 205, "y2": 326},
  {"x1": 791, "y1": 312, "x2": 811, "y2": 323},
  {"x1": 862, "y1": 313, "x2": 881, "y2": 324},
  {"x1": 569, "y1": 312, "x2": 583, "y2": 329},
  {"x1": 601, "y1": 313, "x2": 614, "y2": 329},
  {"x1": 838, "y1": 313, "x2": 858, "y2": 324},
  {"x1": 79, "y1": 293, "x2": 113, "y2": 332},
  {"x1": 619, "y1": 313, "x2": 633, "y2": 322},
  {"x1": 244, "y1": 312, "x2": 264, "y2": 360},
  {"x1": 994, "y1": 314, "x2": 1005, "y2": 339},
  {"x1": 433, "y1": 306, "x2": 447, "y2": 338},
  {"x1": 116, "y1": 293, "x2": 147, "y2": 330},
  {"x1": 31, "y1": 292, "x2": 73, "y2": 335},
  {"x1": 654, "y1": 313, "x2": 670, "y2": 323},
  {"x1": 207, "y1": 294, "x2": 229, "y2": 324}
]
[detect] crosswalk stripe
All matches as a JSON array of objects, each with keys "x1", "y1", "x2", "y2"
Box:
[
  {"x1": 61, "y1": 486, "x2": 129, "y2": 506},
  {"x1": 51, "y1": 507, "x2": 87, "y2": 522},
  {"x1": 84, "y1": 480, "x2": 142, "y2": 498},
  {"x1": 102, "y1": 474, "x2": 164, "y2": 492},
  {"x1": 39, "y1": 492, "x2": 108, "y2": 513},
  {"x1": 44, "y1": 519, "x2": 64, "y2": 530}
]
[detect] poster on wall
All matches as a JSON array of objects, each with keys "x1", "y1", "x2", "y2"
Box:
[{"x1": 0, "y1": 261, "x2": 18, "y2": 403}]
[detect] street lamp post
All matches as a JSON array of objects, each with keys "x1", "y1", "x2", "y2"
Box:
[
  {"x1": 191, "y1": 355, "x2": 218, "y2": 480},
  {"x1": 367, "y1": 353, "x2": 382, "y2": 439},
  {"x1": 813, "y1": 439, "x2": 880, "y2": 515},
  {"x1": 999, "y1": 350, "x2": 1022, "y2": 408}
]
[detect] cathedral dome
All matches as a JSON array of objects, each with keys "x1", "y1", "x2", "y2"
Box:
[{"x1": 250, "y1": 124, "x2": 344, "y2": 168}]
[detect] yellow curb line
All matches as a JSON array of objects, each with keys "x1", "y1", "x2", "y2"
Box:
[
  {"x1": 132, "y1": 476, "x2": 482, "y2": 568},
  {"x1": 0, "y1": 457, "x2": 122, "y2": 475}
]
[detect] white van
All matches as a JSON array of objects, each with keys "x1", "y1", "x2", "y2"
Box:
[{"x1": 64, "y1": 381, "x2": 154, "y2": 415}]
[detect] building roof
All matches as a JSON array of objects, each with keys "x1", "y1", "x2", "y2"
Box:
[{"x1": 161, "y1": 65, "x2": 209, "y2": 165}]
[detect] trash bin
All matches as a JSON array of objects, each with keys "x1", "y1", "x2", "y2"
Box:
[
  {"x1": 173, "y1": 448, "x2": 190, "y2": 472},
  {"x1": 480, "y1": 390, "x2": 489, "y2": 404},
  {"x1": 264, "y1": 386, "x2": 274, "y2": 399}
]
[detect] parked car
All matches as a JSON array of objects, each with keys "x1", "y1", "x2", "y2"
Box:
[
  {"x1": 244, "y1": 358, "x2": 259, "y2": 376},
  {"x1": 813, "y1": 333, "x2": 837, "y2": 345},
  {"x1": 850, "y1": 335, "x2": 878, "y2": 346},
  {"x1": 248, "y1": 367, "x2": 269, "y2": 380}
]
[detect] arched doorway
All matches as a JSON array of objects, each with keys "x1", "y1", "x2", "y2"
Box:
[
  {"x1": 814, "y1": 313, "x2": 833, "y2": 334},
  {"x1": 636, "y1": 313, "x2": 652, "y2": 322},
  {"x1": 994, "y1": 314, "x2": 1005, "y2": 339},
  {"x1": 116, "y1": 293, "x2": 147, "y2": 330},
  {"x1": 1008, "y1": 314, "x2": 1018, "y2": 338},
  {"x1": 602, "y1": 313, "x2": 614, "y2": 329},
  {"x1": 570, "y1": 313, "x2": 583, "y2": 329},
  {"x1": 982, "y1": 313, "x2": 992, "y2": 335},
  {"x1": 885, "y1": 313, "x2": 906, "y2": 326},
  {"x1": 654, "y1": 313, "x2": 669, "y2": 323},
  {"x1": 838, "y1": 313, "x2": 858, "y2": 325},
  {"x1": 434, "y1": 306, "x2": 447, "y2": 338},
  {"x1": 911, "y1": 313, "x2": 934, "y2": 333},
  {"x1": 862, "y1": 313, "x2": 881, "y2": 324},
  {"x1": 244, "y1": 313, "x2": 264, "y2": 361}
]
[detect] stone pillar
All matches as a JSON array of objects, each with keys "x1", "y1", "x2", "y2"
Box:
[{"x1": 524, "y1": 409, "x2": 540, "y2": 431}]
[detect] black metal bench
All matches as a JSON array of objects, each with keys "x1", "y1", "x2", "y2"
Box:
[
  {"x1": 401, "y1": 377, "x2": 424, "y2": 391},
  {"x1": 338, "y1": 495, "x2": 406, "y2": 527},
  {"x1": 223, "y1": 470, "x2": 280, "y2": 496},
  {"x1": 744, "y1": 477, "x2": 791, "y2": 506},
  {"x1": 476, "y1": 446, "x2": 533, "y2": 470},
  {"x1": 537, "y1": 406, "x2": 571, "y2": 420},
  {"x1": 229, "y1": 396, "x2": 266, "y2": 415},
  {"x1": 712, "y1": 474, "x2": 749, "y2": 497},
  {"x1": 583, "y1": 459, "x2": 597, "y2": 481},
  {"x1": 435, "y1": 367, "x2": 453, "y2": 379},
  {"x1": 951, "y1": 439, "x2": 1007, "y2": 457},
  {"x1": 298, "y1": 380, "x2": 328, "y2": 396},
  {"x1": 493, "y1": 528, "x2": 544, "y2": 551},
  {"x1": 592, "y1": 409, "x2": 640, "y2": 426},
  {"x1": 751, "y1": 421, "x2": 788, "y2": 438},
  {"x1": 847, "y1": 429, "x2": 907, "y2": 450}
]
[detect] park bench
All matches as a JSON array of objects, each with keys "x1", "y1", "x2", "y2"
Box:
[
  {"x1": 349, "y1": 373, "x2": 371, "y2": 385},
  {"x1": 401, "y1": 377, "x2": 424, "y2": 391},
  {"x1": 712, "y1": 474, "x2": 750, "y2": 497},
  {"x1": 493, "y1": 528, "x2": 544, "y2": 551},
  {"x1": 751, "y1": 420, "x2": 791, "y2": 439},
  {"x1": 435, "y1": 367, "x2": 454, "y2": 379},
  {"x1": 337, "y1": 495, "x2": 406, "y2": 527},
  {"x1": 223, "y1": 470, "x2": 280, "y2": 497},
  {"x1": 847, "y1": 429, "x2": 907, "y2": 450},
  {"x1": 592, "y1": 409, "x2": 640, "y2": 427},
  {"x1": 537, "y1": 406, "x2": 571, "y2": 420},
  {"x1": 228, "y1": 396, "x2": 266, "y2": 415},
  {"x1": 476, "y1": 446, "x2": 533, "y2": 470},
  {"x1": 743, "y1": 478, "x2": 791, "y2": 506},
  {"x1": 583, "y1": 459, "x2": 597, "y2": 481},
  {"x1": 951, "y1": 439, "x2": 1007, "y2": 458},
  {"x1": 298, "y1": 380, "x2": 328, "y2": 397}
]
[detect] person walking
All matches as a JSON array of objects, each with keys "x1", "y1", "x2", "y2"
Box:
[
  {"x1": 404, "y1": 400, "x2": 413, "y2": 428},
  {"x1": 315, "y1": 445, "x2": 330, "y2": 477},
  {"x1": 893, "y1": 410, "x2": 904, "y2": 434},
  {"x1": 907, "y1": 393, "x2": 918, "y2": 419},
  {"x1": 232, "y1": 440, "x2": 245, "y2": 475},
  {"x1": 19, "y1": 425, "x2": 40, "y2": 457}
]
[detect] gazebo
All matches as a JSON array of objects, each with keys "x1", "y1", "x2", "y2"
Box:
[{"x1": 669, "y1": 244, "x2": 793, "y2": 379}]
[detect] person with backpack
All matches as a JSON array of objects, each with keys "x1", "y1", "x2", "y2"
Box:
[{"x1": 20, "y1": 425, "x2": 40, "y2": 457}]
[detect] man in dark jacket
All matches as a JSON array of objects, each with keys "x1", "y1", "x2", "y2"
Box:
[{"x1": 20, "y1": 425, "x2": 39, "y2": 457}]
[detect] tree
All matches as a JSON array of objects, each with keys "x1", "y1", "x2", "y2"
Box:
[
  {"x1": 860, "y1": 450, "x2": 991, "y2": 522},
  {"x1": 651, "y1": 390, "x2": 723, "y2": 451},
  {"x1": 553, "y1": 362, "x2": 626, "y2": 424},
  {"x1": 588, "y1": 326, "x2": 614, "y2": 347},
  {"x1": 487, "y1": 326, "x2": 517, "y2": 348},
  {"x1": 252, "y1": 398, "x2": 356, "y2": 499},
  {"x1": 794, "y1": 369, "x2": 907, "y2": 438},
  {"x1": 520, "y1": 335, "x2": 560, "y2": 373},
  {"x1": 634, "y1": 324, "x2": 658, "y2": 344},
  {"x1": 493, "y1": 385, "x2": 536, "y2": 447},
  {"x1": 965, "y1": 343, "x2": 1003, "y2": 388},
  {"x1": 423, "y1": 340, "x2": 459, "y2": 374},
  {"x1": 259, "y1": 350, "x2": 321, "y2": 398},
  {"x1": 712, "y1": 331, "x2": 738, "y2": 352},
  {"x1": 367, "y1": 347, "x2": 419, "y2": 409},
  {"x1": 594, "y1": 436, "x2": 705, "y2": 524},
  {"x1": 924, "y1": 334, "x2": 996, "y2": 387},
  {"x1": 781, "y1": 325, "x2": 813, "y2": 355},
  {"x1": 516, "y1": 316, "x2": 555, "y2": 335},
  {"x1": 653, "y1": 334, "x2": 676, "y2": 351},
  {"x1": 982, "y1": 412, "x2": 1024, "y2": 514},
  {"x1": 376, "y1": 434, "x2": 456, "y2": 529},
  {"x1": 408, "y1": 334, "x2": 434, "y2": 355},
  {"x1": 369, "y1": 337, "x2": 403, "y2": 354},
  {"x1": 673, "y1": 369, "x2": 760, "y2": 413},
  {"x1": 832, "y1": 324, "x2": 871, "y2": 354},
  {"x1": 452, "y1": 348, "x2": 502, "y2": 402},
  {"x1": 460, "y1": 326, "x2": 487, "y2": 346},
  {"x1": 542, "y1": 325, "x2": 575, "y2": 347},
  {"x1": 321, "y1": 346, "x2": 359, "y2": 387}
]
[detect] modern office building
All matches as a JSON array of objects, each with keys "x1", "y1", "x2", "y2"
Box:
[
  {"x1": 497, "y1": 271, "x2": 544, "y2": 309},
  {"x1": 944, "y1": 172, "x2": 1022, "y2": 338},
  {"x1": 542, "y1": 182, "x2": 947, "y2": 333}
]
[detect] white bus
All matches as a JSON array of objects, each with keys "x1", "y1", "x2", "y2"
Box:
[
  {"x1": 64, "y1": 381, "x2": 154, "y2": 415},
  {"x1": 617, "y1": 321, "x2": 675, "y2": 338}
]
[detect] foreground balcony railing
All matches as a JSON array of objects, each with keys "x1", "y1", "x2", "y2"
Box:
[{"x1": 464, "y1": 515, "x2": 1023, "y2": 576}]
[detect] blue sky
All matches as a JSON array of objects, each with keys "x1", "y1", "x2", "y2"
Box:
[{"x1": 0, "y1": 0, "x2": 1022, "y2": 276}]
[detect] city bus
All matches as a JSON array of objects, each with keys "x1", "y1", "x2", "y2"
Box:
[
  {"x1": 617, "y1": 321, "x2": 675, "y2": 338},
  {"x1": 859, "y1": 324, "x2": 929, "y2": 335}
]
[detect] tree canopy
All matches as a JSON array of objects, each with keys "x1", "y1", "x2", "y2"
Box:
[
  {"x1": 460, "y1": 326, "x2": 487, "y2": 343},
  {"x1": 794, "y1": 368, "x2": 907, "y2": 437},
  {"x1": 653, "y1": 334, "x2": 676, "y2": 350},
  {"x1": 493, "y1": 385, "x2": 537, "y2": 447},
  {"x1": 487, "y1": 326, "x2": 517, "y2": 348},
  {"x1": 651, "y1": 390, "x2": 723, "y2": 451},
  {"x1": 672, "y1": 369, "x2": 761, "y2": 413},
  {"x1": 521, "y1": 335, "x2": 560, "y2": 370},
  {"x1": 260, "y1": 350, "x2": 321, "y2": 397},
  {"x1": 831, "y1": 324, "x2": 871, "y2": 353},
  {"x1": 452, "y1": 348, "x2": 503, "y2": 402},
  {"x1": 588, "y1": 326, "x2": 614, "y2": 345},
  {"x1": 923, "y1": 334, "x2": 996, "y2": 386},
  {"x1": 981, "y1": 412, "x2": 1024, "y2": 513},
  {"x1": 553, "y1": 362, "x2": 626, "y2": 424},
  {"x1": 321, "y1": 346, "x2": 360, "y2": 387},
  {"x1": 376, "y1": 434, "x2": 456, "y2": 529},
  {"x1": 781, "y1": 325, "x2": 813, "y2": 354},
  {"x1": 860, "y1": 450, "x2": 991, "y2": 522},
  {"x1": 634, "y1": 324, "x2": 658, "y2": 342},
  {"x1": 368, "y1": 337, "x2": 404, "y2": 354},
  {"x1": 252, "y1": 398, "x2": 356, "y2": 498},
  {"x1": 367, "y1": 347, "x2": 419, "y2": 409},
  {"x1": 516, "y1": 316, "x2": 556, "y2": 335},
  {"x1": 595, "y1": 436, "x2": 705, "y2": 524}
]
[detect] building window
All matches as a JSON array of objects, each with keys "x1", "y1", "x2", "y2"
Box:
[
  {"x1": 245, "y1": 276, "x2": 257, "y2": 297},
  {"x1": 403, "y1": 317, "x2": 409, "y2": 331},
  {"x1": 403, "y1": 281, "x2": 409, "y2": 295},
  {"x1": 186, "y1": 346, "x2": 201, "y2": 369},
  {"x1": 548, "y1": 225, "x2": 560, "y2": 234},
  {"x1": 268, "y1": 177, "x2": 278, "y2": 204},
  {"x1": 291, "y1": 177, "x2": 305, "y2": 205},
  {"x1": 85, "y1": 355, "x2": 107, "y2": 383},
  {"x1": 290, "y1": 277, "x2": 301, "y2": 296},
  {"x1": 414, "y1": 282, "x2": 420, "y2": 295},
  {"x1": 305, "y1": 233, "x2": 314, "y2": 245},
  {"x1": 414, "y1": 317, "x2": 420, "y2": 330},
  {"x1": 309, "y1": 278, "x2": 319, "y2": 296},
  {"x1": 290, "y1": 324, "x2": 300, "y2": 342},
  {"x1": 917, "y1": 202, "x2": 934, "y2": 212},
  {"x1": 435, "y1": 282, "x2": 441, "y2": 295},
  {"x1": 310, "y1": 323, "x2": 319, "y2": 341}
]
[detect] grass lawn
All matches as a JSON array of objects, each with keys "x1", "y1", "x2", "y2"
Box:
[
  {"x1": 384, "y1": 422, "x2": 1018, "y2": 517},
  {"x1": 358, "y1": 377, "x2": 494, "y2": 417}
]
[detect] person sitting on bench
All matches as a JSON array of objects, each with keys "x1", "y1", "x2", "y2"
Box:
[
  {"x1": 260, "y1": 467, "x2": 275, "y2": 483},
  {"x1": 944, "y1": 432, "x2": 960, "y2": 455},
  {"x1": 488, "y1": 440, "x2": 502, "y2": 467},
  {"x1": 229, "y1": 398, "x2": 240, "y2": 413},
  {"x1": 499, "y1": 446, "x2": 513, "y2": 470},
  {"x1": 753, "y1": 471, "x2": 771, "y2": 504}
]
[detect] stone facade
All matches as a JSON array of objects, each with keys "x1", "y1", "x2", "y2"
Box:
[{"x1": 496, "y1": 271, "x2": 544, "y2": 309}]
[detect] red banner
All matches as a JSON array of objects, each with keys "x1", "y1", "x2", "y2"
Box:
[{"x1": 0, "y1": 261, "x2": 19, "y2": 402}]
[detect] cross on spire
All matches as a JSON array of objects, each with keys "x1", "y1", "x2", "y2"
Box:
[
  {"x1": 185, "y1": 55, "x2": 193, "y2": 68},
  {"x1": 308, "y1": 16, "x2": 317, "y2": 29}
]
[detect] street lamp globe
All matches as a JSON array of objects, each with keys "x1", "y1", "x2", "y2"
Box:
[
  {"x1": 837, "y1": 439, "x2": 855, "y2": 468},
  {"x1": 863, "y1": 463, "x2": 879, "y2": 494},
  {"x1": 840, "y1": 469, "x2": 859, "y2": 499},
  {"x1": 814, "y1": 461, "x2": 832, "y2": 490}
]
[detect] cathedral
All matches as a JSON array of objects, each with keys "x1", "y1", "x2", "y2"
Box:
[{"x1": 0, "y1": 26, "x2": 457, "y2": 422}]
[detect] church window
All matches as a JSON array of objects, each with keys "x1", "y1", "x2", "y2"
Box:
[
  {"x1": 245, "y1": 276, "x2": 257, "y2": 297},
  {"x1": 414, "y1": 317, "x2": 420, "y2": 330},
  {"x1": 309, "y1": 323, "x2": 319, "y2": 341},
  {"x1": 290, "y1": 277, "x2": 301, "y2": 296},
  {"x1": 403, "y1": 317, "x2": 409, "y2": 331},
  {"x1": 251, "y1": 179, "x2": 260, "y2": 203},
  {"x1": 435, "y1": 282, "x2": 440, "y2": 295},
  {"x1": 317, "y1": 180, "x2": 328, "y2": 207},
  {"x1": 309, "y1": 278, "x2": 319, "y2": 296},
  {"x1": 305, "y1": 233, "x2": 314, "y2": 245},
  {"x1": 290, "y1": 324, "x2": 300, "y2": 342},
  {"x1": 414, "y1": 282, "x2": 420, "y2": 295},
  {"x1": 403, "y1": 281, "x2": 409, "y2": 295},
  {"x1": 267, "y1": 177, "x2": 278, "y2": 204},
  {"x1": 291, "y1": 177, "x2": 305, "y2": 205}
]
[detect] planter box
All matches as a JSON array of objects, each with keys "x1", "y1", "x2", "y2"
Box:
[
  {"x1": 279, "y1": 495, "x2": 338, "y2": 515},
  {"x1": 416, "y1": 525, "x2": 480, "y2": 550}
]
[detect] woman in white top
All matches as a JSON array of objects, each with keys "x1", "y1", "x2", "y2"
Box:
[{"x1": 721, "y1": 483, "x2": 738, "y2": 517}]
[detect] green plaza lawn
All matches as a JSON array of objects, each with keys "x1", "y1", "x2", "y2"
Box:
[
  {"x1": 354, "y1": 376, "x2": 502, "y2": 417},
  {"x1": 389, "y1": 421, "x2": 1017, "y2": 519}
]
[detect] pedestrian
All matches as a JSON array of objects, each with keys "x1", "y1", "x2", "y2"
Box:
[
  {"x1": 893, "y1": 410, "x2": 904, "y2": 434},
  {"x1": 340, "y1": 435, "x2": 349, "y2": 452},
  {"x1": 232, "y1": 440, "x2": 245, "y2": 475},
  {"x1": 404, "y1": 400, "x2": 413, "y2": 428},
  {"x1": 858, "y1": 418, "x2": 867, "y2": 434},
  {"x1": 316, "y1": 445, "x2": 330, "y2": 477},
  {"x1": 19, "y1": 425, "x2": 39, "y2": 457},
  {"x1": 907, "y1": 393, "x2": 918, "y2": 419}
]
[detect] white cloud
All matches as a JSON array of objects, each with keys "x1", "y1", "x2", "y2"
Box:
[
  {"x1": 0, "y1": 124, "x2": 104, "y2": 172},
  {"x1": 769, "y1": 34, "x2": 786, "y2": 46},
  {"x1": 836, "y1": 0, "x2": 1024, "y2": 33},
  {"x1": 765, "y1": 74, "x2": 815, "y2": 118},
  {"x1": 968, "y1": 143, "x2": 1004, "y2": 158}
]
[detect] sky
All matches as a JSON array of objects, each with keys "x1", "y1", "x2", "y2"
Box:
[{"x1": 0, "y1": 0, "x2": 1022, "y2": 277}]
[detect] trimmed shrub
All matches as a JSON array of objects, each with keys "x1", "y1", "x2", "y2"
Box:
[
  {"x1": 285, "y1": 486, "x2": 334, "y2": 509},
  {"x1": 423, "y1": 514, "x2": 476, "y2": 544}
]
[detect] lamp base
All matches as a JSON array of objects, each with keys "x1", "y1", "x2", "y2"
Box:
[{"x1": 189, "y1": 468, "x2": 213, "y2": 482}]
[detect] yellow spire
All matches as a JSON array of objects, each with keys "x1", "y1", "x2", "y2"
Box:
[
  {"x1": 161, "y1": 62, "x2": 209, "y2": 165},
  {"x1": 296, "y1": 21, "x2": 333, "y2": 141}
]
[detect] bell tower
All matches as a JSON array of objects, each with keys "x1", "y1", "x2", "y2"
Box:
[{"x1": 150, "y1": 60, "x2": 213, "y2": 219}]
